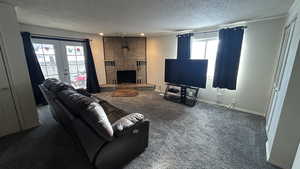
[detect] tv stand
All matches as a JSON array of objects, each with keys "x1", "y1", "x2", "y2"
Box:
[{"x1": 164, "y1": 83, "x2": 199, "y2": 107}]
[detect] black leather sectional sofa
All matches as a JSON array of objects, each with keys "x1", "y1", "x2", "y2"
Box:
[{"x1": 39, "y1": 79, "x2": 149, "y2": 169}]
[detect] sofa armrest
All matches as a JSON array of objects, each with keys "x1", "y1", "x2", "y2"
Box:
[
  {"x1": 113, "y1": 120, "x2": 149, "y2": 137},
  {"x1": 94, "y1": 119, "x2": 150, "y2": 169},
  {"x1": 112, "y1": 113, "x2": 144, "y2": 137}
]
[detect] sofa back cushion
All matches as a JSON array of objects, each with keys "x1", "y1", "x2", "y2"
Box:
[
  {"x1": 57, "y1": 90, "x2": 94, "y2": 116},
  {"x1": 57, "y1": 89, "x2": 113, "y2": 141},
  {"x1": 83, "y1": 102, "x2": 114, "y2": 141},
  {"x1": 43, "y1": 78, "x2": 75, "y2": 93}
]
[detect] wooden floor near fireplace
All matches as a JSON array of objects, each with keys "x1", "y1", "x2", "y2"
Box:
[{"x1": 100, "y1": 83, "x2": 156, "y2": 91}]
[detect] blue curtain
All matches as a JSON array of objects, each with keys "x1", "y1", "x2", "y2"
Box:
[
  {"x1": 177, "y1": 33, "x2": 193, "y2": 60},
  {"x1": 84, "y1": 39, "x2": 100, "y2": 93},
  {"x1": 213, "y1": 27, "x2": 245, "y2": 90},
  {"x1": 21, "y1": 32, "x2": 47, "y2": 105}
]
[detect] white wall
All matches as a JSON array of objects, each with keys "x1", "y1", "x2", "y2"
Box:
[
  {"x1": 19, "y1": 24, "x2": 106, "y2": 85},
  {"x1": 18, "y1": 17, "x2": 284, "y2": 117},
  {"x1": 235, "y1": 18, "x2": 284, "y2": 115},
  {"x1": 0, "y1": 3, "x2": 39, "y2": 130},
  {"x1": 147, "y1": 35, "x2": 177, "y2": 91},
  {"x1": 146, "y1": 18, "x2": 284, "y2": 116}
]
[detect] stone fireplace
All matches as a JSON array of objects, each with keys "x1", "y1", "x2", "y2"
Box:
[{"x1": 103, "y1": 37, "x2": 147, "y2": 84}]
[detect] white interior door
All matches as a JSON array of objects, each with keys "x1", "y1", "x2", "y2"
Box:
[
  {"x1": 0, "y1": 43, "x2": 21, "y2": 137},
  {"x1": 266, "y1": 19, "x2": 296, "y2": 134},
  {"x1": 32, "y1": 39, "x2": 87, "y2": 89}
]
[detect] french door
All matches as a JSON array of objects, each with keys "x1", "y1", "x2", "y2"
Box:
[{"x1": 32, "y1": 39, "x2": 87, "y2": 89}]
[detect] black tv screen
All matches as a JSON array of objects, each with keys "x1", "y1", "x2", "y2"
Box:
[{"x1": 165, "y1": 59, "x2": 208, "y2": 88}]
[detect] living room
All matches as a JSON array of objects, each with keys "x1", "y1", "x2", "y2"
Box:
[{"x1": 1, "y1": 0, "x2": 300, "y2": 169}]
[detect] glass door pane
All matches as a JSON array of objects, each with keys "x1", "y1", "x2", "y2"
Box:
[
  {"x1": 33, "y1": 42, "x2": 60, "y2": 80},
  {"x1": 64, "y1": 43, "x2": 87, "y2": 89}
]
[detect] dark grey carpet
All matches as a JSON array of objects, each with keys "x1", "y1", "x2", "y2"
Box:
[{"x1": 0, "y1": 91, "x2": 279, "y2": 169}]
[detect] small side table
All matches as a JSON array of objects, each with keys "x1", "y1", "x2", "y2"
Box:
[{"x1": 164, "y1": 83, "x2": 199, "y2": 107}]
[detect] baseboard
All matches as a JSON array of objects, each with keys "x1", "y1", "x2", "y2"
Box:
[
  {"x1": 22, "y1": 120, "x2": 40, "y2": 130},
  {"x1": 155, "y1": 88, "x2": 162, "y2": 93},
  {"x1": 198, "y1": 99, "x2": 265, "y2": 117},
  {"x1": 233, "y1": 106, "x2": 265, "y2": 117},
  {"x1": 155, "y1": 89, "x2": 264, "y2": 117}
]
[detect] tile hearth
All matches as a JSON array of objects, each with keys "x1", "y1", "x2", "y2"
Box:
[{"x1": 100, "y1": 83, "x2": 155, "y2": 91}]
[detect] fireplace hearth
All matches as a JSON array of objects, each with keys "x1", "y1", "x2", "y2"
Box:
[{"x1": 117, "y1": 70, "x2": 136, "y2": 84}]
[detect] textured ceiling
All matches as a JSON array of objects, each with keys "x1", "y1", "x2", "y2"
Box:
[{"x1": 13, "y1": 0, "x2": 294, "y2": 35}]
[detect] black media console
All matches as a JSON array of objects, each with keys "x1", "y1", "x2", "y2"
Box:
[{"x1": 164, "y1": 83, "x2": 199, "y2": 107}]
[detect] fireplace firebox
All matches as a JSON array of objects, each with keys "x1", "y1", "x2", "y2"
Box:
[{"x1": 117, "y1": 70, "x2": 136, "y2": 84}]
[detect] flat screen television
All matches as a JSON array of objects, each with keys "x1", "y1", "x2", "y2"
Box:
[{"x1": 165, "y1": 59, "x2": 208, "y2": 88}]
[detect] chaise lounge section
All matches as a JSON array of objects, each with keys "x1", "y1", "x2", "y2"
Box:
[{"x1": 39, "y1": 78, "x2": 150, "y2": 169}]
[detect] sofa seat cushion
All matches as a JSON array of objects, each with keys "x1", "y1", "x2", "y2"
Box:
[
  {"x1": 91, "y1": 96, "x2": 129, "y2": 123},
  {"x1": 83, "y1": 102, "x2": 114, "y2": 141},
  {"x1": 101, "y1": 102, "x2": 127, "y2": 122},
  {"x1": 112, "y1": 113, "x2": 144, "y2": 133}
]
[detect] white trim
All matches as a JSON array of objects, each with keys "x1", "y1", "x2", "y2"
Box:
[
  {"x1": 266, "y1": 140, "x2": 271, "y2": 161},
  {"x1": 198, "y1": 98, "x2": 265, "y2": 117},
  {"x1": 0, "y1": 0, "x2": 17, "y2": 6},
  {"x1": 155, "y1": 88, "x2": 162, "y2": 92},
  {"x1": 233, "y1": 106, "x2": 265, "y2": 117},
  {"x1": 224, "y1": 15, "x2": 286, "y2": 26},
  {"x1": 156, "y1": 89, "x2": 265, "y2": 117},
  {"x1": 183, "y1": 15, "x2": 287, "y2": 35}
]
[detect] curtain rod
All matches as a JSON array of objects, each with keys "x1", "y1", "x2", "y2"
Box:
[
  {"x1": 31, "y1": 33, "x2": 92, "y2": 42},
  {"x1": 179, "y1": 26, "x2": 248, "y2": 35}
]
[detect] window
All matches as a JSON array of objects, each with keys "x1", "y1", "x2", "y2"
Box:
[{"x1": 191, "y1": 38, "x2": 219, "y2": 77}]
